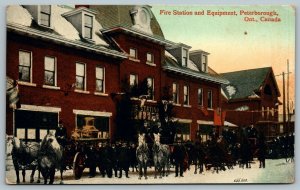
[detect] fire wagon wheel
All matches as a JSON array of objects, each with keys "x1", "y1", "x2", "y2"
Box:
[{"x1": 73, "y1": 152, "x2": 86, "y2": 180}]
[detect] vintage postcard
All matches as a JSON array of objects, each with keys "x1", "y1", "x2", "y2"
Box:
[{"x1": 5, "y1": 4, "x2": 295, "y2": 184}]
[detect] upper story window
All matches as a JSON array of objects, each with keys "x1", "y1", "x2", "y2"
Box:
[
  {"x1": 208, "y1": 90, "x2": 213, "y2": 109},
  {"x1": 146, "y1": 52, "x2": 154, "y2": 63},
  {"x1": 96, "y1": 67, "x2": 105, "y2": 93},
  {"x1": 202, "y1": 55, "x2": 207, "y2": 72},
  {"x1": 129, "y1": 48, "x2": 137, "y2": 59},
  {"x1": 129, "y1": 74, "x2": 138, "y2": 87},
  {"x1": 198, "y1": 88, "x2": 203, "y2": 106},
  {"x1": 172, "y1": 83, "x2": 179, "y2": 104},
  {"x1": 183, "y1": 85, "x2": 189, "y2": 105},
  {"x1": 147, "y1": 77, "x2": 154, "y2": 100},
  {"x1": 84, "y1": 14, "x2": 93, "y2": 39},
  {"x1": 44, "y1": 56, "x2": 56, "y2": 86},
  {"x1": 18, "y1": 50, "x2": 32, "y2": 82},
  {"x1": 40, "y1": 5, "x2": 51, "y2": 27},
  {"x1": 76, "y1": 63, "x2": 86, "y2": 90},
  {"x1": 182, "y1": 48, "x2": 188, "y2": 67},
  {"x1": 264, "y1": 85, "x2": 272, "y2": 96}
]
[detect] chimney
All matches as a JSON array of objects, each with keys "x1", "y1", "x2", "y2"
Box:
[{"x1": 75, "y1": 5, "x2": 90, "y2": 9}]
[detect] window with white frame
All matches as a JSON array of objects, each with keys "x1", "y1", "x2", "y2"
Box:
[
  {"x1": 129, "y1": 48, "x2": 137, "y2": 59},
  {"x1": 208, "y1": 90, "x2": 213, "y2": 109},
  {"x1": 40, "y1": 5, "x2": 51, "y2": 27},
  {"x1": 15, "y1": 110, "x2": 58, "y2": 141},
  {"x1": 84, "y1": 14, "x2": 93, "y2": 39},
  {"x1": 18, "y1": 50, "x2": 32, "y2": 82},
  {"x1": 202, "y1": 54, "x2": 207, "y2": 72},
  {"x1": 198, "y1": 124, "x2": 213, "y2": 142},
  {"x1": 183, "y1": 85, "x2": 189, "y2": 105},
  {"x1": 146, "y1": 52, "x2": 154, "y2": 63},
  {"x1": 172, "y1": 83, "x2": 179, "y2": 104},
  {"x1": 147, "y1": 77, "x2": 154, "y2": 100},
  {"x1": 129, "y1": 74, "x2": 138, "y2": 87},
  {"x1": 76, "y1": 115, "x2": 109, "y2": 139},
  {"x1": 44, "y1": 56, "x2": 56, "y2": 86},
  {"x1": 182, "y1": 49, "x2": 188, "y2": 67},
  {"x1": 198, "y1": 88, "x2": 203, "y2": 106},
  {"x1": 76, "y1": 63, "x2": 86, "y2": 90},
  {"x1": 176, "y1": 123, "x2": 191, "y2": 141},
  {"x1": 96, "y1": 67, "x2": 105, "y2": 93}
]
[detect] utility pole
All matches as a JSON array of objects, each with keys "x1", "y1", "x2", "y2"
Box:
[
  {"x1": 287, "y1": 60, "x2": 290, "y2": 133},
  {"x1": 276, "y1": 63, "x2": 291, "y2": 135},
  {"x1": 282, "y1": 72, "x2": 286, "y2": 134}
]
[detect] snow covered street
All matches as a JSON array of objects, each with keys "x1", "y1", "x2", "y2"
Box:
[{"x1": 6, "y1": 158, "x2": 294, "y2": 184}]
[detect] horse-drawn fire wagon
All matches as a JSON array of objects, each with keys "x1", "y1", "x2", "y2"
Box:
[{"x1": 70, "y1": 117, "x2": 109, "y2": 180}]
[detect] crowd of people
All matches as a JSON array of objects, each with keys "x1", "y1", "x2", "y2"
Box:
[{"x1": 54, "y1": 121, "x2": 294, "y2": 179}]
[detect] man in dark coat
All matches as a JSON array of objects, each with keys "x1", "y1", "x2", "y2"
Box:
[
  {"x1": 172, "y1": 140, "x2": 186, "y2": 177},
  {"x1": 55, "y1": 120, "x2": 67, "y2": 147},
  {"x1": 257, "y1": 133, "x2": 266, "y2": 168},
  {"x1": 118, "y1": 142, "x2": 130, "y2": 178}
]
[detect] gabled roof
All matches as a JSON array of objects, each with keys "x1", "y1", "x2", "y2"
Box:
[
  {"x1": 164, "y1": 52, "x2": 229, "y2": 85},
  {"x1": 220, "y1": 67, "x2": 277, "y2": 100}
]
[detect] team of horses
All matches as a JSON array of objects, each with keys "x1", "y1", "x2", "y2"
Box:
[
  {"x1": 8, "y1": 132, "x2": 281, "y2": 184},
  {"x1": 9, "y1": 133, "x2": 64, "y2": 184}
]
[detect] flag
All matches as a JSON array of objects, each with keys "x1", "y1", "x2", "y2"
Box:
[
  {"x1": 6, "y1": 77, "x2": 20, "y2": 109},
  {"x1": 214, "y1": 109, "x2": 222, "y2": 126},
  {"x1": 221, "y1": 111, "x2": 226, "y2": 126}
]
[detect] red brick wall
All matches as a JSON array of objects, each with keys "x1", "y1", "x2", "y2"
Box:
[
  {"x1": 7, "y1": 33, "x2": 121, "y2": 138},
  {"x1": 112, "y1": 33, "x2": 164, "y2": 100},
  {"x1": 164, "y1": 72, "x2": 221, "y2": 139}
]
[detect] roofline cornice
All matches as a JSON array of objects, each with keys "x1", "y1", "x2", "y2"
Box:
[
  {"x1": 163, "y1": 65, "x2": 229, "y2": 85},
  {"x1": 62, "y1": 7, "x2": 97, "y2": 17},
  {"x1": 101, "y1": 26, "x2": 175, "y2": 47},
  {"x1": 7, "y1": 23, "x2": 127, "y2": 59}
]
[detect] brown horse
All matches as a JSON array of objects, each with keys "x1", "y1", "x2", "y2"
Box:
[
  {"x1": 11, "y1": 137, "x2": 40, "y2": 184},
  {"x1": 39, "y1": 133, "x2": 64, "y2": 184}
]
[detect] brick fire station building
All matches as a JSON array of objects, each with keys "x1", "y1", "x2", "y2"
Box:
[{"x1": 6, "y1": 5, "x2": 279, "y2": 143}]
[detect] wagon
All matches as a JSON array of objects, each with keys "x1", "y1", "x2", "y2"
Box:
[{"x1": 70, "y1": 117, "x2": 109, "y2": 180}]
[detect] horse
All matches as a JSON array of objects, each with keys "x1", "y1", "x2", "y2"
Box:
[
  {"x1": 192, "y1": 141, "x2": 206, "y2": 174},
  {"x1": 152, "y1": 133, "x2": 170, "y2": 178},
  {"x1": 11, "y1": 137, "x2": 40, "y2": 184},
  {"x1": 39, "y1": 133, "x2": 64, "y2": 184},
  {"x1": 136, "y1": 134, "x2": 149, "y2": 179}
]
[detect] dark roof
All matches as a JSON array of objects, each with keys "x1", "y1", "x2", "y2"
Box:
[
  {"x1": 220, "y1": 67, "x2": 272, "y2": 100},
  {"x1": 164, "y1": 55, "x2": 229, "y2": 84},
  {"x1": 90, "y1": 5, "x2": 164, "y2": 39}
]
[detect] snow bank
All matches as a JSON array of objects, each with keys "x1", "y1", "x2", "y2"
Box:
[
  {"x1": 52, "y1": 5, "x2": 80, "y2": 41},
  {"x1": 188, "y1": 60, "x2": 199, "y2": 71},
  {"x1": 7, "y1": 5, "x2": 32, "y2": 26}
]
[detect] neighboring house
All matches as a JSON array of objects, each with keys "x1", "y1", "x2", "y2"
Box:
[
  {"x1": 6, "y1": 5, "x2": 229, "y2": 142},
  {"x1": 278, "y1": 112, "x2": 295, "y2": 135},
  {"x1": 221, "y1": 67, "x2": 281, "y2": 140}
]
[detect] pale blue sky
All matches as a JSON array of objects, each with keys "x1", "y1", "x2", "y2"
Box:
[{"x1": 152, "y1": 5, "x2": 295, "y2": 103}]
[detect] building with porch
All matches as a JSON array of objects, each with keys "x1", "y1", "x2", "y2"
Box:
[{"x1": 221, "y1": 67, "x2": 281, "y2": 140}]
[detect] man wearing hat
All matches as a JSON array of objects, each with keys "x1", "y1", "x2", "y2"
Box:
[
  {"x1": 172, "y1": 137, "x2": 186, "y2": 177},
  {"x1": 55, "y1": 120, "x2": 67, "y2": 147}
]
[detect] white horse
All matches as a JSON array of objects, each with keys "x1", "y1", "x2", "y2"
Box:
[
  {"x1": 136, "y1": 134, "x2": 149, "y2": 179},
  {"x1": 152, "y1": 133, "x2": 170, "y2": 178},
  {"x1": 39, "y1": 133, "x2": 64, "y2": 184}
]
